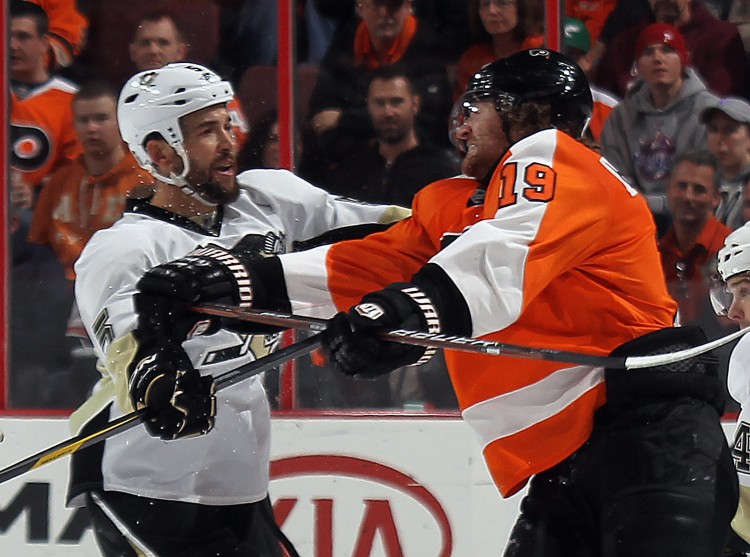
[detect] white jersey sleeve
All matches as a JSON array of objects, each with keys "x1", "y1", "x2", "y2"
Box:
[{"x1": 237, "y1": 169, "x2": 409, "y2": 242}]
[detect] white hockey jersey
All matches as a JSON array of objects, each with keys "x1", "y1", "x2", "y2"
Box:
[
  {"x1": 728, "y1": 332, "x2": 750, "y2": 543},
  {"x1": 67, "y1": 169, "x2": 408, "y2": 507}
]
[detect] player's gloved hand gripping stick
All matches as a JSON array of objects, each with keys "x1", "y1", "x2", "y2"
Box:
[{"x1": 0, "y1": 333, "x2": 322, "y2": 485}]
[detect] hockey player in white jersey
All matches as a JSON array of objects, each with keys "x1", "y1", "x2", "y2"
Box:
[
  {"x1": 65, "y1": 62, "x2": 408, "y2": 556},
  {"x1": 714, "y1": 224, "x2": 750, "y2": 556}
]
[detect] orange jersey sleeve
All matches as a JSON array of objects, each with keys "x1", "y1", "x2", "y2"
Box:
[
  {"x1": 277, "y1": 176, "x2": 480, "y2": 316},
  {"x1": 30, "y1": 0, "x2": 88, "y2": 67}
]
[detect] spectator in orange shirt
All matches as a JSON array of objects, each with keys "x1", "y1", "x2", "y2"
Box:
[
  {"x1": 659, "y1": 150, "x2": 729, "y2": 326},
  {"x1": 129, "y1": 10, "x2": 249, "y2": 149},
  {"x1": 10, "y1": 0, "x2": 81, "y2": 192},
  {"x1": 658, "y1": 149, "x2": 736, "y2": 409},
  {"x1": 29, "y1": 81, "x2": 152, "y2": 281},
  {"x1": 453, "y1": 0, "x2": 544, "y2": 100}
]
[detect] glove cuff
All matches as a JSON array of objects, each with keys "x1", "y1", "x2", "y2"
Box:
[
  {"x1": 396, "y1": 285, "x2": 441, "y2": 365},
  {"x1": 187, "y1": 246, "x2": 254, "y2": 307}
]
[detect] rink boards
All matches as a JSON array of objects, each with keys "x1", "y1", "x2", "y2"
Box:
[{"x1": 0, "y1": 416, "x2": 738, "y2": 556}]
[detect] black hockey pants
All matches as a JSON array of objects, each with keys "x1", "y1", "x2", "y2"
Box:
[
  {"x1": 85, "y1": 490, "x2": 295, "y2": 557},
  {"x1": 503, "y1": 397, "x2": 738, "y2": 557}
]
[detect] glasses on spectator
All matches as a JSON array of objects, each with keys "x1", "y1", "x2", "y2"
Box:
[{"x1": 479, "y1": 0, "x2": 517, "y2": 10}]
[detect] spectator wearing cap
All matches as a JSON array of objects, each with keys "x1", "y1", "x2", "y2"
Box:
[
  {"x1": 702, "y1": 97, "x2": 750, "y2": 230},
  {"x1": 563, "y1": 17, "x2": 620, "y2": 141},
  {"x1": 593, "y1": 0, "x2": 748, "y2": 99},
  {"x1": 600, "y1": 23, "x2": 718, "y2": 236},
  {"x1": 742, "y1": 174, "x2": 750, "y2": 225}
]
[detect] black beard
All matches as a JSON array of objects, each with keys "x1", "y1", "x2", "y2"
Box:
[
  {"x1": 195, "y1": 178, "x2": 239, "y2": 204},
  {"x1": 377, "y1": 128, "x2": 409, "y2": 145}
]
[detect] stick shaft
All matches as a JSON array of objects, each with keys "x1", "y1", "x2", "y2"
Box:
[
  {"x1": 194, "y1": 303, "x2": 748, "y2": 370},
  {"x1": 0, "y1": 333, "x2": 323, "y2": 485}
]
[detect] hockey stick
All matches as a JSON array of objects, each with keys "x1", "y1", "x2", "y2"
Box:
[
  {"x1": 193, "y1": 303, "x2": 750, "y2": 370},
  {"x1": 0, "y1": 333, "x2": 322, "y2": 486}
]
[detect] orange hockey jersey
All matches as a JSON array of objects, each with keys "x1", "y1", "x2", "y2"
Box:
[
  {"x1": 28, "y1": 152, "x2": 152, "y2": 280},
  {"x1": 11, "y1": 77, "x2": 82, "y2": 188},
  {"x1": 277, "y1": 129, "x2": 677, "y2": 497}
]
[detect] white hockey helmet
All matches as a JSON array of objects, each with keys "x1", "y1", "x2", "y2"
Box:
[
  {"x1": 717, "y1": 224, "x2": 750, "y2": 281},
  {"x1": 711, "y1": 224, "x2": 750, "y2": 315},
  {"x1": 118, "y1": 62, "x2": 234, "y2": 188}
]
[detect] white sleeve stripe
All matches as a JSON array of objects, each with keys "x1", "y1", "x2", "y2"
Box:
[
  {"x1": 281, "y1": 245, "x2": 338, "y2": 319},
  {"x1": 461, "y1": 365, "x2": 604, "y2": 449}
]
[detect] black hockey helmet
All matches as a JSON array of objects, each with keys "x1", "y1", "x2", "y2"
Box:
[{"x1": 450, "y1": 49, "x2": 593, "y2": 148}]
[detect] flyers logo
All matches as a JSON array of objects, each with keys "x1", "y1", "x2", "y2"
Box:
[
  {"x1": 498, "y1": 162, "x2": 557, "y2": 209},
  {"x1": 529, "y1": 48, "x2": 550, "y2": 58},
  {"x1": 11, "y1": 124, "x2": 51, "y2": 171}
]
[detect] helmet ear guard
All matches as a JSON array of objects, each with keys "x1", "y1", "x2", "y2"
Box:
[{"x1": 117, "y1": 63, "x2": 235, "y2": 195}]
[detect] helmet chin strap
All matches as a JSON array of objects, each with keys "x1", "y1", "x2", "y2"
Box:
[{"x1": 150, "y1": 144, "x2": 219, "y2": 207}]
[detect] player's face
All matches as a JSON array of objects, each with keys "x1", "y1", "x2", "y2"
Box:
[
  {"x1": 358, "y1": 0, "x2": 412, "y2": 43},
  {"x1": 10, "y1": 16, "x2": 48, "y2": 80},
  {"x1": 367, "y1": 77, "x2": 419, "y2": 144},
  {"x1": 666, "y1": 161, "x2": 720, "y2": 228},
  {"x1": 454, "y1": 100, "x2": 508, "y2": 179},
  {"x1": 180, "y1": 105, "x2": 239, "y2": 204},
  {"x1": 706, "y1": 113, "x2": 750, "y2": 177},
  {"x1": 73, "y1": 96, "x2": 122, "y2": 158},
  {"x1": 478, "y1": 0, "x2": 519, "y2": 36},
  {"x1": 726, "y1": 275, "x2": 750, "y2": 328},
  {"x1": 129, "y1": 18, "x2": 187, "y2": 71},
  {"x1": 636, "y1": 44, "x2": 683, "y2": 89}
]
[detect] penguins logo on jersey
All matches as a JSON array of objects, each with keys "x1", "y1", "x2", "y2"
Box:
[
  {"x1": 231, "y1": 232, "x2": 286, "y2": 260},
  {"x1": 11, "y1": 123, "x2": 51, "y2": 172}
]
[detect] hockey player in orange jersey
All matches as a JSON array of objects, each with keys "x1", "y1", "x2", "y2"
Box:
[{"x1": 135, "y1": 49, "x2": 738, "y2": 555}]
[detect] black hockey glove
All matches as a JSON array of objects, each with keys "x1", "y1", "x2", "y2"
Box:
[
  {"x1": 135, "y1": 245, "x2": 276, "y2": 341},
  {"x1": 604, "y1": 326, "x2": 724, "y2": 415},
  {"x1": 324, "y1": 284, "x2": 441, "y2": 378},
  {"x1": 129, "y1": 342, "x2": 217, "y2": 441}
]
